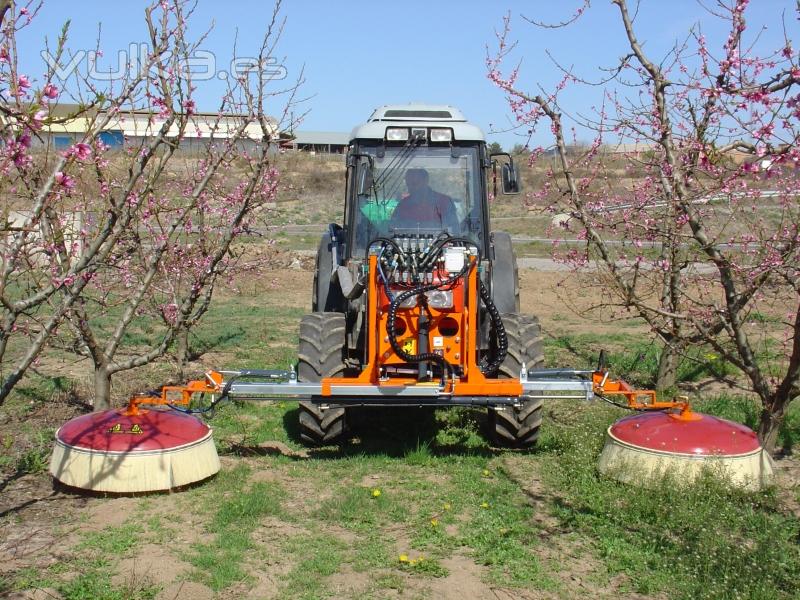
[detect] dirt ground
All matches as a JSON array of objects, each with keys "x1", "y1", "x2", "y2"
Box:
[{"x1": 1, "y1": 263, "x2": 797, "y2": 600}]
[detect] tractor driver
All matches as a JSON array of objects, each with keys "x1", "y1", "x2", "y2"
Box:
[{"x1": 390, "y1": 168, "x2": 459, "y2": 232}]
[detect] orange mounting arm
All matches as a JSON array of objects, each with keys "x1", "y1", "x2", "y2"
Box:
[
  {"x1": 591, "y1": 371, "x2": 698, "y2": 421},
  {"x1": 123, "y1": 371, "x2": 225, "y2": 416}
]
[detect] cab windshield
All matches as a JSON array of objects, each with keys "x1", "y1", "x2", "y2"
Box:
[{"x1": 350, "y1": 144, "x2": 483, "y2": 253}]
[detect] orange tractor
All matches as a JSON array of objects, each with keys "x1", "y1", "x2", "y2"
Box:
[
  {"x1": 127, "y1": 105, "x2": 690, "y2": 447},
  {"x1": 293, "y1": 104, "x2": 546, "y2": 446}
]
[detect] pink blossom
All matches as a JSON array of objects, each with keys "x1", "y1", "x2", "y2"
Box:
[
  {"x1": 54, "y1": 171, "x2": 76, "y2": 190},
  {"x1": 17, "y1": 75, "x2": 31, "y2": 89},
  {"x1": 9, "y1": 135, "x2": 32, "y2": 169},
  {"x1": 42, "y1": 83, "x2": 59, "y2": 99},
  {"x1": 65, "y1": 143, "x2": 92, "y2": 161},
  {"x1": 161, "y1": 303, "x2": 179, "y2": 325},
  {"x1": 31, "y1": 109, "x2": 48, "y2": 129}
]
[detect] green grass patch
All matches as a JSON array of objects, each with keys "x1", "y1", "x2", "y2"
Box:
[
  {"x1": 78, "y1": 523, "x2": 143, "y2": 555},
  {"x1": 455, "y1": 464, "x2": 555, "y2": 589},
  {"x1": 545, "y1": 334, "x2": 737, "y2": 388},
  {"x1": 279, "y1": 532, "x2": 345, "y2": 598},
  {"x1": 14, "y1": 429, "x2": 53, "y2": 474},
  {"x1": 9, "y1": 522, "x2": 160, "y2": 600},
  {"x1": 538, "y1": 399, "x2": 800, "y2": 599},
  {"x1": 188, "y1": 466, "x2": 286, "y2": 591}
]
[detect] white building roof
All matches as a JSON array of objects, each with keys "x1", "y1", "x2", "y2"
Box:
[{"x1": 291, "y1": 131, "x2": 350, "y2": 145}]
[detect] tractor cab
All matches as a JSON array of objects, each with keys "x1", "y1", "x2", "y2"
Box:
[{"x1": 342, "y1": 104, "x2": 519, "y2": 261}]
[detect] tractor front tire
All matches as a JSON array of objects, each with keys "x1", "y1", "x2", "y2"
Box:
[
  {"x1": 490, "y1": 313, "x2": 545, "y2": 449},
  {"x1": 297, "y1": 312, "x2": 349, "y2": 445}
]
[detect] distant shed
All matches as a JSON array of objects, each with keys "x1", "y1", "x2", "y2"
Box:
[
  {"x1": 32, "y1": 103, "x2": 282, "y2": 154},
  {"x1": 285, "y1": 131, "x2": 350, "y2": 154}
]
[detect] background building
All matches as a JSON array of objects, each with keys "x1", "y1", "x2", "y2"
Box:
[
  {"x1": 283, "y1": 131, "x2": 349, "y2": 154},
  {"x1": 33, "y1": 104, "x2": 282, "y2": 154}
]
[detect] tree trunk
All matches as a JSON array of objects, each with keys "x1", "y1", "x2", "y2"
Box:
[
  {"x1": 758, "y1": 402, "x2": 786, "y2": 455},
  {"x1": 656, "y1": 342, "x2": 680, "y2": 391},
  {"x1": 93, "y1": 367, "x2": 112, "y2": 410},
  {"x1": 175, "y1": 327, "x2": 189, "y2": 381}
]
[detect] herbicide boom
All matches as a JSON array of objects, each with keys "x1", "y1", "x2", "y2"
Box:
[{"x1": 50, "y1": 104, "x2": 773, "y2": 492}]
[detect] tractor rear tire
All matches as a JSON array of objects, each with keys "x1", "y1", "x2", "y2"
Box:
[
  {"x1": 297, "y1": 312, "x2": 349, "y2": 445},
  {"x1": 490, "y1": 313, "x2": 545, "y2": 448},
  {"x1": 490, "y1": 231, "x2": 520, "y2": 314},
  {"x1": 312, "y1": 230, "x2": 345, "y2": 312}
]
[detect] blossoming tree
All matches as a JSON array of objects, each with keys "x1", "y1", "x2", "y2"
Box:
[
  {"x1": 0, "y1": 0, "x2": 294, "y2": 408},
  {"x1": 489, "y1": 0, "x2": 799, "y2": 451}
]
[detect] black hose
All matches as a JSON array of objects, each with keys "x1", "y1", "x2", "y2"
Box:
[
  {"x1": 382, "y1": 233, "x2": 501, "y2": 385},
  {"x1": 386, "y1": 260, "x2": 470, "y2": 386},
  {"x1": 595, "y1": 392, "x2": 648, "y2": 412},
  {"x1": 479, "y1": 278, "x2": 507, "y2": 376},
  {"x1": 365, "y1": 237, "x2": 403, "y2": 262},
  {"x1": 418, "y1": 236, "x2": 478, "y2": 271}
]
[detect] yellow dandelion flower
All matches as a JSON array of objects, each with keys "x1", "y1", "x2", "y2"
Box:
[
  {"x1": 430, "y1": 518, "x2": 438, "y2": 527},
  {"x1": 482, "y1": 469, "x2": 491, "y2": 477},
  {"x1": 399, "y1": 554, "x2": 409, "y2": 563},
  {"x1": 443, "y1": 502, "x2": 451, "y2": 511},
  {"x1": 480, "y1": 501, "x2": 490, "y2": 509},
  {"x1": 372, "y1": 488, "x2": 381, "y2": 498}
]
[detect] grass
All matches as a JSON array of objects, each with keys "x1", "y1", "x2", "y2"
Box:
[
  {"x1": 454, "y1": 464, "x2": 555, "y2": 589},
  {"x1": 547, "y1": 333, "x2": 737, "y2": 389},
  {"x1": 187, "y1": 463, "x2": 286, "y2": 591},
  {"x1": 8, "y1": 522, "x2": 161, "y2": 600},
  {"x1": 14, "y1": 430, "x2": 53, "y2": 474},
  {"x1": 538, "y1": 399, "x2": 800, "y2": 600},
  {"x1": 3, "y1": 221, "x2": 800, "y2": 599},
  {"x1": 280, "y1": 533, "x2": 346, "y2": 598},
  {"x1": 199, "y1": 393, "x2": 800, "y2": 599},
  {"x1": 6, "y1": 366, "x2": 800, "y2": 600}
]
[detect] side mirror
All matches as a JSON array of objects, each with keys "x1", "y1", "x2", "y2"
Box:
[
  {"x1": 501, "y1": 162, "x2": 521, "y2": 195},
  {"x1": 490, "y1": 152, "x2": 522, "y2": 196}
]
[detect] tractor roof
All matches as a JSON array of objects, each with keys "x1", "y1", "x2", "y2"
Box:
[{"x1": 350, "y1": 104, "x2": 486, "y2": 143}]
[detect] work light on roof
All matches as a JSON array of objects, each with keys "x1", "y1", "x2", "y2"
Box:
[
  {"x1": 385, "y1": 127, "x2": 409, "y2": 141},
  {"x1": 429, "y1": 128, "x2": 453, "y2": 143}
]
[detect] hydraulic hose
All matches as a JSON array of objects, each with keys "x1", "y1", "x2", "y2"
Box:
[
  {"x1": 386, "y1": 260, "x2": 470, "y2": 386},
  {"x1": 478, "y1": 278, "x2": 507, "y2": 376},
  {"x1": 380, "y1": 231, "x2": 512, "y2": 383}
]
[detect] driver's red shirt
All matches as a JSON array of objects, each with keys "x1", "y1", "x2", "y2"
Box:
[{"x1": 392, "y1": 190, "x2": 456, "y2": 226}]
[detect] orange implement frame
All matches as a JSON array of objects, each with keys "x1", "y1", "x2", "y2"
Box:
[
  {"x1": 591, "y1": 371, "x2": 698, "y2": 421},
  {"x1": 120, "y1": 257, "x2": 695, "y2": 416},
  {"x1": 320, "y1": 255, "x2": 523, "y2": 399},
  {"x1": 124, "y1": 371, "x2": 224, "y2": 416}
]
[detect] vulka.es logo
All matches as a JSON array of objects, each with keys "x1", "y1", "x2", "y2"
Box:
[{"x1": 41, "y1": 43, "x2": 287, "y2": 82}]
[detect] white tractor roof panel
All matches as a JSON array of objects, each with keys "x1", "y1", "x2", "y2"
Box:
[{"x1": 351, "y1": 104, "x2": 485, "y2": 142}]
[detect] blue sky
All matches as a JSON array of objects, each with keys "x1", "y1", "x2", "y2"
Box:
[{"x1": 16, "y1": 1, "x2": 797, "y2": 149}]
